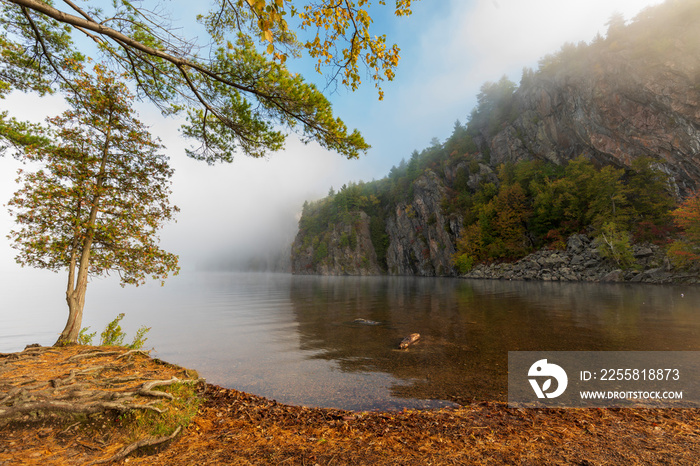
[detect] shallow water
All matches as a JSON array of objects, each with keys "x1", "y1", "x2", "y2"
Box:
[{"x1": 2, "y1": 271, "x2": 699, "y2": 410}]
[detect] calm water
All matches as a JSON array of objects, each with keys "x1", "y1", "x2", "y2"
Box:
[{"x1": 2, "y1": 271, "x2": 699, "y2": 411}]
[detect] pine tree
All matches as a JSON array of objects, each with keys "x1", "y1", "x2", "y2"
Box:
[{"x1": 7, "y1": 65, "x2": 179, "y2": 345}]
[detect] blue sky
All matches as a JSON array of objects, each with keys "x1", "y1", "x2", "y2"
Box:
[
  {"x1": 327, "y1": 0, "x2": 666, "y2": 179},
  {"x1": 0, "y1": 0, "x2": 666, "y2": 272}
]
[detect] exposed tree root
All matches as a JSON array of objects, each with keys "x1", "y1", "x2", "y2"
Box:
[
  {"x1": 117, "y1": 349, "x2": 152, "y2": 360},
  {"x1": 67, "y1": 350, "x2": 124, "y2": 362},
  {"x1": 0, "y1": 345, "x2": 204, "y2": 463},
  {"x1": 0, "y1": 347, "x2": 203, "y2": 423},
  {"x1": 89, "y1": 425, "x2": 182, "y2": 465},
  {"x1": 0, "y1": 399, "x2": 165, "y2": 418}
]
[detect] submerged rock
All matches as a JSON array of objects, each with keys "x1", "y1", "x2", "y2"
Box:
[{"x1": 353, "y1": 318, "x2": 381, "y2": 326}]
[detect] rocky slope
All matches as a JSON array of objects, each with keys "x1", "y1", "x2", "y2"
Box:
[
  {"x1": 383, "y1": 171, "x2": 458, "y2": 276},
  {"x1": 464, "y1": 233, "x2": 700, "y2": 284},
  {"x1": 484, "y1": 29, "x2": 700, "y2": 197},
  {"x1": 291, "y1": 1, "x2": 700, "y2": 278}
]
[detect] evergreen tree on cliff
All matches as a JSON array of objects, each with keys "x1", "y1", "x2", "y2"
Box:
[{"x1": 7, "y1": 65, "x2": 179, "y2": 345}]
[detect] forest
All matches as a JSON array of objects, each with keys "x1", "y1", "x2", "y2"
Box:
[
  {"x1": 296, "y1": 137, "x2": 695, "y2": 274},
  {"x1": 294, "y1": 0, "x2": 700, "y2": 275}
]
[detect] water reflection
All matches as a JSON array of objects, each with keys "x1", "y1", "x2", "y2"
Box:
[
  {"x1": 3, "y1": 271, "x2": 698, "y2": 410},
  {"x1": 288, "y1": 276, "x2": 700, "y2": 404}
]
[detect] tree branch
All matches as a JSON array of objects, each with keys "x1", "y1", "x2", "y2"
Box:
[
  {"x1": 8, "y1": 0, "x2": 264, "y2": 96},
  {"x1": 19, "y1": 5, "x2": 81, "y2": 98}
]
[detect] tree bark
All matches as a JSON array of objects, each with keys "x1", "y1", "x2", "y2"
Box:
[{"x1": 56, "y1": 276, "x2": 88, "y2": 345}]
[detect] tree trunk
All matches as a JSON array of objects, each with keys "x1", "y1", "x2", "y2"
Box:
[{"x1": 55, "y1": 277, "x2": 88, "y2": 346}]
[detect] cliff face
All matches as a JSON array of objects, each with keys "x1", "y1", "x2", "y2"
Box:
[
  {"x1": 291, "y1": 211, "x2": 382, "y2": 275},
  {"x1": 482, "y1": 15, "x2": 700, "y2": 196},
  {"x1": 291, "y1": 179, "x2": 458, "y2": 276},
  {"x1": 291, "y1": 1, "x2": 700, "y2": 277},
  {"x1": 384, "y1": 171, "x2": 458, "y2": 276}
]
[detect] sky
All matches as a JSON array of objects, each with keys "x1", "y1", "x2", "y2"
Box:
[{"x1": 0, "y1": 0, "x2": 666, "y2": 275}]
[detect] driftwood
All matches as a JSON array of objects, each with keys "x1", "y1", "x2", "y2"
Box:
[{"x1": 399, "y1": 333, "x2": 420, "y2": 349}]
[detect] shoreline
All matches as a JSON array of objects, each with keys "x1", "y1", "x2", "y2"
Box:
[
  {"x1": 296, "y1": 233, "x2": 700, "y2": 285},
  {"x1": 3, "y1": 345, "x2": 700, "y2": 464},
  {"x1": 459, "y1": 234, "x2": 700, "y2": 285}
]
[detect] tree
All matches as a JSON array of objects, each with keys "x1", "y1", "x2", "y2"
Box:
[
  {"x1": 491, "y1": 183, "x2": 531, "y2": 258},
  {"x1": 0, "y1": 0, "x2": 417, "y2": 161},
  {"x1": 467, "y1": 75, "x2": 518, "y2": 137},
  {"x1": 605, "y1": 11, "x2": 626, "y2": 40},
  {"x1": 560, "y1": 156, "x2": 597, "y2": 228},
  {"x1": 668, "y1": 191, "x2": 700, "y2": 267},
  {"x1": 7, "y1": 65, "x2": 179, "y2": 345},
  {"x1": 587, "y1": 165, "x2": 629, "y2": 229},
  {"x1": 627, "y1": 156, "x2": 675, "y2": 242},
  {"x1": 594, "y1": 221, "x2": 634, "y2": 268}
]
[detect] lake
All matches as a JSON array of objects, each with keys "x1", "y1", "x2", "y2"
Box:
[{"x1": 2, "y1": 271, "x2": 699, "y2": 411}]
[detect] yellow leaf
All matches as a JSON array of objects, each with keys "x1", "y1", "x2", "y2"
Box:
[{"x1": 264, "y1": 30, "x2": 273, "y2": 42}]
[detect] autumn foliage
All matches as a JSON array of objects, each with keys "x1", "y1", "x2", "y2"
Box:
[
  {"x1": 668, "y1": 191, "x2": 700, "y2": 267},
  {"x1": 450, "y1": 155, "x2": 676, "y2": 272}
]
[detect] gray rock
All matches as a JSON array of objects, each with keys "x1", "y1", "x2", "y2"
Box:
[
  {"x1": 633, "y1": 247, "x2": 654, "y2": 258},
  {"x1": 384, "y1": 171, "x2": 458, "y2": 277},
  {"x1": 560, "y1": 267, "x2": 579, "y2": 281},
  {"x1": 543, "y1": 255, "x2": 566, "y2": 267},
  {"x1": 664, "y1": 256, "x2": 672, "y2": 272},
  {"x1": 566, "y1": 234, "x2": 587, "y2": 255},
  {"x1": 601, "y1": 270, "x2": 624, "y2": 282}
]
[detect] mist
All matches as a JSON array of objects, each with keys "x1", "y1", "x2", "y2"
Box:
[
  {"x1": 0, "y1": 0, "x2": 666, "y2": 282},
  {"x1": 0, "y1": 90, "x2": 366, "y2": 348},
  {"x1": 0, "y1": 0, "x2": 666, "y2": 275},
  {"x1": 159, "y1": 134, "x2": 362, "y2": 272},
  {"x1": 0, "y1": 92, "x2": 373, "y2": 276}
]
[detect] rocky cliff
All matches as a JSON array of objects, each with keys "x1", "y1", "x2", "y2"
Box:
[
  {"x1": 291, "y1": 175, "x2": 461, "y2": 276},
  {"x1": 291, "y1": 0, "x2": 700, "y2": 278},
  {"x1": 484, "y1": 28, "x2": 700, "y2": 196},
  {"x1": 383, "y1": 171, "x2": 458, "y2": 276},
  {"x1": 292, "y1": 211, "x2": 383, "y2": 275}
]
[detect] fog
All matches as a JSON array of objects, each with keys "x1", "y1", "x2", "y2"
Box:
[
  {"x1": 0, "y1": 0, "x2": 665, "y2": 324},
  {"x1": 0, "y1": 94, "x2": 369, "y2": 273}
]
